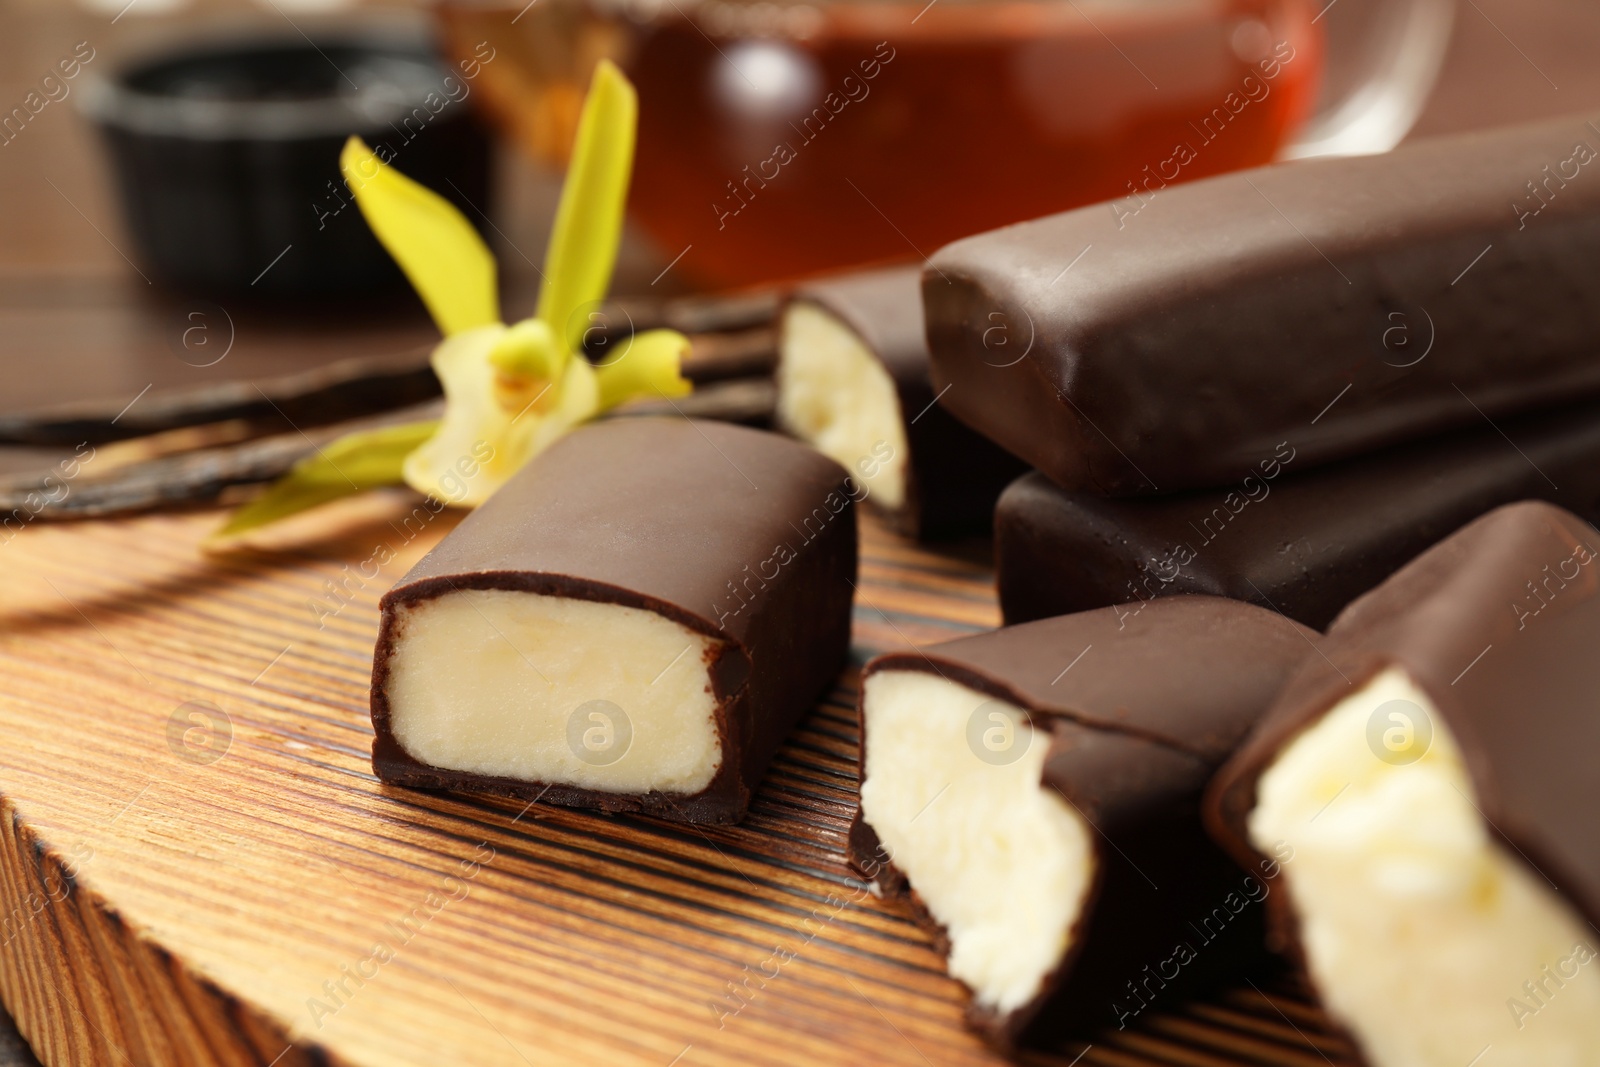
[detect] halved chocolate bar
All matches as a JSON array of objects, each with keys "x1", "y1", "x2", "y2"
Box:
[
  {"x1": 370, "y1": 417, "x2": 857, "y2": 824},
  {"x1": 776, "y1": 266, "x2": 1025, "y2": 538},
  {"x1": 925, "y1": 114, "x2": 1600, "y2": 495},
  {"x1": 997, "y1": 399, "x2": 1600, "y2": 629},
  {"x1": 1208, "y1": 501, "x2": 1600, "y2": 1065},
  {"x1": 849, "y1": 596, "x2": 1314, "y2": 1047}
]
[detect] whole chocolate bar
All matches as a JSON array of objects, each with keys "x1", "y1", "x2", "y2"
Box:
[
  {"x1": 370, "y1": 417, "x2": 857, "y2": 825},
  {"x1": 1207, "y1": 501, "x2": 1600, "y2": 1066},
  {"x1": 925, "y1": 113, "x2": 1600, "y2": 495},
  {"x1": 998, "y1": 400, "x2": 1600, "y2": 629},
  {"x1": 776, "y1": 266, "x2": 1025, "y2": 538},
  {"x1": 849, "y1": 596, "x2": 1314, "y2": 1047}
]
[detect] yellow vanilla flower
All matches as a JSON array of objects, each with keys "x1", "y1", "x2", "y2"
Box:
[{"x1": 214, "y1": 60, "x2": 690, "y2": 539}]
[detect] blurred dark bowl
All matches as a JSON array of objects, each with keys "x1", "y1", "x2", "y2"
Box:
[{"x1": 80, "y1": 28, "x2": 492, "y2": 299}]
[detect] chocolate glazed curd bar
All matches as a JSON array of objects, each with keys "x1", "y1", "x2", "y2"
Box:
[
  {"x1": 370, "y1": 417, "x2": 857, "y2": 825},
  {"x1": 1207, "y1": 501, "x2": 1600, "y2": 1066},
  {"x1": 997, "y1": 398, "x2": 1600, "y2": 630},
  {"x1": 848, "y1": 596, "x2": 1314, "y2": 1047},
  {"x1": 776, "y1": 266, "x2": 1026, "y2": 538},
  {"x1": 924, "y1": 113, "x2": 1600, "y2": 496}
]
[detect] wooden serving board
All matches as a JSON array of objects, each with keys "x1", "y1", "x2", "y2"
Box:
[{"x1": 0, "y1": 502, "x2": 1360, "y2": 1067}]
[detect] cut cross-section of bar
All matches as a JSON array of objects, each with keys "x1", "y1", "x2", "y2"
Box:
[
  {"x1": 1249, "y1": 666, "x2": 1600, "y2": 1067},
  {"x1": 777, "y1": 267, "x2": 1025, "y2": 538},
  {"x1": 370, "y1": 417, "x2": 858, "y2": 824},
  {"x1": 859, "y1": 671, "x2": 1092, "y2": 1017},
  {"x1": 777, "y1": 297, "x2": 909, "y2": 510},
  {"x1": 850, "y1": 596, "x2": 1316, "y2": 1047},
  {"x1": 1209, "y1": 501, "x2": 1600, "y2": 1067}
]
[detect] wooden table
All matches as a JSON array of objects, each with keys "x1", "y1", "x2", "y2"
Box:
[{"x1": 0, "y1": 499, "x2": 1370, "y2": 1067}]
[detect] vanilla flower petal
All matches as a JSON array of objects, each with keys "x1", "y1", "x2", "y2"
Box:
[
  {"x1": 595, "y1": 329, "x2": 693, "y2": 411},
  {"x1": 340, "y1": 136, "x2": 499, "y2": 337},
  {"x1": 208, "y1": 418, "x2": 439, "y2": 543},
  {"x1": 536, "y1": 60, "x2": 638, "y2": 349},
  {"x1": 402, "y1": 325, "x2": 601, "y2": 507}
]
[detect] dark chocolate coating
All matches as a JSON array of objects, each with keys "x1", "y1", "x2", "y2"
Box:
[
  {"x1": 1208, "y1": 501, "x2": 1600, "y2": 964},
  {"x1": 849, "y1": 596, "x2": 1316, "y2": 1046},
  {"x1": 925, "y1": 113, "x2": 1600, "y2": 496},
  {"x1": 998, "y1": 400, "x2": 1600, "y2": 630},
  {"x1": 790, "y1": 267, "x2": 1026, "y2": 538},
  {"x1": 371, "y1": 418, "x2": 858, "y2": 825}
]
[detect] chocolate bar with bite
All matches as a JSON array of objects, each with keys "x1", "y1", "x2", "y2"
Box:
[
  {"x1": 1207, "y1": 501, "x2": 1600, "y2": 1067},
  {"x1": 777, "y1": 266, "x2": 1025, "y2": 538},
  {"x1": 849, "y1": 596, "x2": 1314, "y2": 1047},
  {"x1": 998, "y1": 399, "x2": 1600, "y2": 630},
  {"x1": 925, "y1": 114, "x2": 1600, "y2": 496},
  {"x1": 370, "y1": 417, "x2": 857, "y2": 825}
]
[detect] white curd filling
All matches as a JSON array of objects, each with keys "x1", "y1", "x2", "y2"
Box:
[
  {"x1": 776, "y1": 301, "x2": 910, "y2": 510},
  {"x1": 859, "y1": 670, "x2": 1093, "y2": 1014},
  {"x1": 385, "y1": 589, "x2": 723, "y2": 794}
]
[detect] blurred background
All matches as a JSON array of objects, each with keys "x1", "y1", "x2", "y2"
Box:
[
  {"x1": 2, "y1": 0, "x2": 1598, "y2": 429},
  {"x1": 1, "y1": 0, "x2": 1599, "y2": 1059}
]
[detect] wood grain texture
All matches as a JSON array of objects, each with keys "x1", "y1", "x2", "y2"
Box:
[{"x1": 0, "y1": 504, "x2": 1359, "y2": 1067}]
